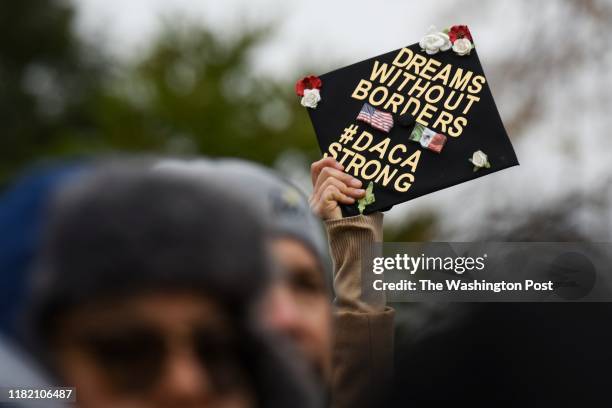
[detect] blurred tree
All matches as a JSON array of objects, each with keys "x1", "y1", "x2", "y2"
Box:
[
  {"x1": 0, "y1": 0, "x2": 104, "y2": 186},
  {"x1": 0, "y1": 2, "x2": 320, "y2": 190},
  {"x1": 0, "y1": 1, "x2": 432, "y2": 240},
  {"x1": 84, "y1": 22, "x2": 319, "y2": 166}
]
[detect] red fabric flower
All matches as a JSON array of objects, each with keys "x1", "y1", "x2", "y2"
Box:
[
  {"x1": 295, "y1": 75, "x2": 322, "y2": 96},
  {"x1": 448, "y1": 25, "x2": 473, "y2": 44}
]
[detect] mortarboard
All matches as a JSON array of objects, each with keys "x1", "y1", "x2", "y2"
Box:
[{"x1": 296, "y1": 25, "x2": 519, "y2": 216}]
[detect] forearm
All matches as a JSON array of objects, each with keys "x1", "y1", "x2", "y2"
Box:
[
  {"x1": 326, "y1": 213, "x2": 394, "y2": 408},
  {"x1": 325, "y1": 212, "x2": 385, "y2": 312}
]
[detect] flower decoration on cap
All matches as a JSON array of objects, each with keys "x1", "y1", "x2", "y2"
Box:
[
  {"x1": 295, "y1": 75, "x2": 322, "y2": 109},
  {"x1": 448, "y1": 25, "x2": 473, "y2": 43},
  {"x1": 448, "y1": 25, "x2": 474, "y2": 56},
  {"x1": 469, "y1": 150, "x2": 491, "y2": 172},
  {"x1": 295, "y1": 75, "x2": 321, "y2": 96},
  {"x1": 419, "y1": 25, "x2": 451, "y2": 55},
  {"x1": 301, "y1": 89, "x2": 321, "y2": 109},
  {"x1": 420, "y1": 25, "x2": 475, "y2": 56},
  {"x1": 357, "y1": 181, "x2": 375, "y2": 214}
]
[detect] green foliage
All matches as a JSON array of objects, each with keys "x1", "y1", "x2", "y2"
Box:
[
  {"x1": 0, "y1": 0, "x2": 104, "y2": 184},
  {"x1": 0, "y1": 0, "x2": 433, "y2": 238},
  {"x1": 384, "y1": 212, "x2": 436, "y2": 241},
  {"x1": 358, "y1": 181, "x2": 375, "y2": 214},
  {"x1": 0, "y1": 1, "x2": 319, "y2": 187},
  {"x1": 84, "y1": 22, "x2": 317, "y2": 163}
]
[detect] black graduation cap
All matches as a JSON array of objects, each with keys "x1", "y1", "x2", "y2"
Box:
[{"x1": 297, "y1": 25, "x2": 518, "y2": 216}]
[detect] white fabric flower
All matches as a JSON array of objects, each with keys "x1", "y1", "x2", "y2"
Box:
[
  {"x1": 419, "y1": 26, "x2": 451, "y2": 55},
  {"x1": 469, "y1": 150, "x2": 491, "y2": 171},
  {"x1": 300, "y1": 88, "x2": 321, "y2": 108},
  {"x1": 452, "y1": 38, "x2": 473, "y2": 56}
]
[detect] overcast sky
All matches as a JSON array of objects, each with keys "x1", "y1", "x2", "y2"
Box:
[{"x1": 71, "y1": 0, "x2": 518, "y2": 79}]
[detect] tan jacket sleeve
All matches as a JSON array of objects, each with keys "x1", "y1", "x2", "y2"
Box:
[{"x1": 325, "y1": 213, "x2": 394, "y2": 408}]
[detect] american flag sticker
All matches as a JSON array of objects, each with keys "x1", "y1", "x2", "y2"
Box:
[{"x1": 356, "y1": 103, "x2": 394, "y2": 133}]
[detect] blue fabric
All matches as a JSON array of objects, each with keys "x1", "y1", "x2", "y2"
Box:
[{"x1": 0, "y1": 162, "x2": 87, "y2": 338}]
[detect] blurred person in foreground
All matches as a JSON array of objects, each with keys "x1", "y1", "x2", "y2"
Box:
[
  {"x1": 0, "y1": 162, "x2": 86, "y2": 337},
  {"x1": 157, "y1": 157, "x2": 394, "y2": 408},
  {"x1": 0, "y1": 162, "x2": 86, "y2": 408},
  {"x1": 23, "y1": 163, "x2": 320, "y2": 408}
]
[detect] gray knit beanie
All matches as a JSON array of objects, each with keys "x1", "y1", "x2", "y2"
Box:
[{"x1": 154, "y1": 158, "x2": 330, "y2": 280}]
